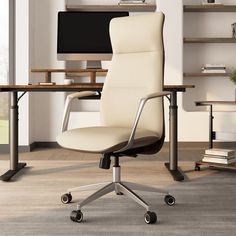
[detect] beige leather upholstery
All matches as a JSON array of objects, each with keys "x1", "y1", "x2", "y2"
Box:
[
  {"x1": 57, "y1": 13, "x2": 165, "y2": 153},
  {"x1": 101, "y1": 13, "x2": 164, "y2": 135},
  {"x1": 57, "y1": 127, "x2": 159, "y2": 153}
]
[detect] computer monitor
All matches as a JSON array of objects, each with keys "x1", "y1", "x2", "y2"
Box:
[{"x1": 57, "y1": 11, "x2": 129, "y2": 68}]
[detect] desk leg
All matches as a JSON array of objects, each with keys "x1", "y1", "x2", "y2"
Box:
[
  {"x1": 0, "y1": 92, "x2": 26, "y2": 181},
  {"x1": 165, "y1": 91, "x2": 184, "y2": 181}
]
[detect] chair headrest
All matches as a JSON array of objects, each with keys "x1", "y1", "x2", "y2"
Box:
[{"x1": 110, "y1": 12, "x2": 165, "y2": 54}]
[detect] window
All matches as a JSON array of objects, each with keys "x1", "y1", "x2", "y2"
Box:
[{"x1": 0, "y1": 1, "x2": 10, "y2": 144}]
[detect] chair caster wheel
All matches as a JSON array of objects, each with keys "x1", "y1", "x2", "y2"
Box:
[
  {"x1": 195, "y1": 165, "x2": 201, "y2": 171},
  {"x1": 116, "y1": 192, "x2": 124, "y2": 195},
  {"x1": 164, "y1": 195, "x2": 175, "y2": 206},
  {"x1": 70, "y1": 210, "x2": 83, "y2": 223},
  {"x1": 61, "y1": 193, "x2": 72, "y2": 204},
  {"x1": 144, "y1": 211, "x2": 157, "y2": 224}
]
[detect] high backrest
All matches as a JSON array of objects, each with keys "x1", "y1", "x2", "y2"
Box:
[{"x1": 100, "y1": 13, "x2": 165, "y2": 136}]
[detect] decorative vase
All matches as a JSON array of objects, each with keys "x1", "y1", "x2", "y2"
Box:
[{"x1": 232, "y1": 23, "x2": 236, "y2": 38}]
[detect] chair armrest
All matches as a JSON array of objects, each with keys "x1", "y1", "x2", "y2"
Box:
[
  {"x1": 141, "y1": 92, "x2": 171, "y2": 101},
  {"x1": 115, "y1": 91, "x2": 171, "y2": 153},
  {"x1": 62, "y1": 91, "x2": 97, "y2": 132}
]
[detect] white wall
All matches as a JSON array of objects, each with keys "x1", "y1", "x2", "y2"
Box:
[
  {"x1": 15, "y1": 0, "x2": 30, "y2": 146},
  {"x1": 29, "y1": 0, "x2": 66, "y2": 142},
  {"x1": 20, "y1": 0, "x2": 235, "y2": 145}
]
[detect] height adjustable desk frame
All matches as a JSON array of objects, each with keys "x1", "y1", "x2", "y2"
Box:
[{"x1": 0, "y1": 83, "x2": 194, "y2": 182}]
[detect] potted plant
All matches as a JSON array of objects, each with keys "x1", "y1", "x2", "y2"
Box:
[
  {"x1": 229, "y1": 70, "x2": 236, "y2": 100},
  {"x1": 229, "y1": 70, "x2": 236, "y2": 84}
]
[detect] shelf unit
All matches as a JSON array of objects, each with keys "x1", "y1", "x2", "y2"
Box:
[
  {"x1": 66, "y1": 0, "x2": 156, "y2": 12},
  {"x1": 184, "y1": 37, "x2": 236, "y2": 43},
  {"x1": 31, "y1": 69, "x2": 108, "y2": 84},
  {"x1": 184, "y1": 5, "x2": 236, "y2": 12},
  {"x1": 195, "y1": 160, "x2": 236, "y2": 171},
  {"x1": 183, "y1": 4, "x2": 236, "y2": 97},
  {"x1": 183, "y1": 5, "x2": 236, "y2": 77},
  {"x1": 183, "y1": 73, "x2": 230, "y2": 78},
  {"x1": 66, "y1": 4, "x2": 156, "y2": 12}
]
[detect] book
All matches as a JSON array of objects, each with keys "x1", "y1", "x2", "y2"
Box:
[
  {"x1": 205, "y1": 148, "x2": 235, "y2": 156},
  {"x1": 119, "y1": 0, "x2": 145, "y2": 2},
  {"x1": 38, "y1": 82, "x2": 56, "y2": 86},
  {"x1": 119, "y1": 0, "x2": 146, "y2": 4},
  {"x1": 202, "y1": 67, "x2": 226, "y2": 70},
  {"x1": 201, "y1": 64, "x2": 227, "y2": 73},
  {"x1": 203, "y1": 154, "x2": 235, "y2": 160},
  {"x1": 202, "y1": 157, "x2": 236, "y2": 164},
  {"x1": 204, "y1": 64, "x2": 226, "y2": 68},
  {"x1": 202, "y1": 70, "x2": 226, "y2": 73}
]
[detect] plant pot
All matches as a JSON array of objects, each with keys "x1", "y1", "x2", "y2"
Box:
[{"x1": 232, "y1": 23, "x2": 236, "y2": 38}]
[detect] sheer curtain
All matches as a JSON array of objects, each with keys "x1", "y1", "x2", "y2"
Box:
[{"x1": 0, "y1": 0, "x2": 9, "y2": 144}]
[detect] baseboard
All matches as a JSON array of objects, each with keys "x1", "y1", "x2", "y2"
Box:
[
  {"x1": 1, "y1": 142, "x2": 236, "y2": 154},
  {"x1": 0, "y1": 144, "x2": 31, "y2": 153},
  {"x1": 0, "y1": 145, "x2": 9, "y2": 153},
  {"x1": 0, "y1": 142, "x2": 60, "y2": 154},
  {"x1": 30, "y1": 142, "x2": 60, "y2": 150}
]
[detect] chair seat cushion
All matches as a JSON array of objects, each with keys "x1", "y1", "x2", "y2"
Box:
[{"x1": 56, "y1": 126, "x2": 160, "y2": 153}]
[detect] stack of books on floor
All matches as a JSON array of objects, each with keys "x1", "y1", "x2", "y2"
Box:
[
  {"x1": 202, "y1": 148, "x2": 236, "y2": 165},
  {"x1": 201, "y1": 64, "x2": 226, "y2": 74}
]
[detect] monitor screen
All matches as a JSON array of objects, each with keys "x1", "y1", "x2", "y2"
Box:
[{"x1": 57, "y1": 11, "x2": 129, "y2": 60}]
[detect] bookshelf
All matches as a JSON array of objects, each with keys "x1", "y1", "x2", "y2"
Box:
[
  {"x1": 184, "y1": 37, "x2": 236, "y2": 43},
  {"x1": 66, "y1": 0, "x2": 156, "y2": 12},
  {"x1": 184, "y1": 73, "x2": 230, "y2": 78},
  {"x1": 184, "y1": 5, "x2": 236, "y2": 12},
  {"x1": 183, "y1": 4, "x2": 236, "y2": 111}
]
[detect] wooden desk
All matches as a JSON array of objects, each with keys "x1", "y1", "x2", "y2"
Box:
[
  {"x1": 0, "y1": 84, "x2": 194, "y2": 182},
  {"x1": 0, "y1": 84, "x2": 193, "y2": 91}
]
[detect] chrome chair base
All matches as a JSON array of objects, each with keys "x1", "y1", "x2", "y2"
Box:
[{"x1": 61, "y1": 166, "x2": 175, "y2": 224}]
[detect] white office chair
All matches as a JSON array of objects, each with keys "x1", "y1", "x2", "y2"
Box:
[{"x1": 57, "y1": 12, "x2": 175, "y2": 224}]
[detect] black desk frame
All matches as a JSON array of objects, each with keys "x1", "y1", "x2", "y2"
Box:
[{"x1": 0, "y1": 86, "x2": 186, "y2": 182}]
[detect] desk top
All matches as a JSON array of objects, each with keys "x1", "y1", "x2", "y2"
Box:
[
  {"x1": 0, "y1": 84, "x2": 195, "y2": 92},
  {"x1": 0, "y1": 84, "x2": 103, "y2": 92}
]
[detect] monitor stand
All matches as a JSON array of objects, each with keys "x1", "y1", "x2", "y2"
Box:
[{"x1": 86, "y1": 60, "x2": 102, "y2": 69}]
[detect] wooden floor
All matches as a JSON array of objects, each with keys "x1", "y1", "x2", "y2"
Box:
[{"x1": 0, "y1": 148, "x2": 236, "y2": 236}]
